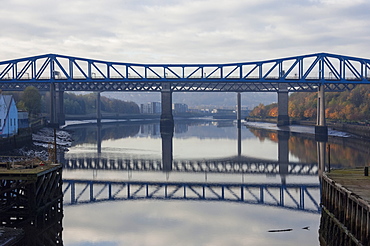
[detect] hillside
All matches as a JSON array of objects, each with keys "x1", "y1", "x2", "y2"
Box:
[
  {"x1": 64, "y1": 93, "x2": 140, "y2": 115},
  {"x1": 249, "y1": 85, "x2": 370, "y2": 122}
]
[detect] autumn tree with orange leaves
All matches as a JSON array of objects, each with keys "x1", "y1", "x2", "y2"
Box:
[{"x1": 249, "y1": 85, "x2": 370, "y2": 122}]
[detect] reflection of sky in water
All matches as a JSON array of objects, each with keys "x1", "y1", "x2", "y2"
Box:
[
  {"x1": 63, "y1": 122, "x2": 321, "y2": 245},
  {"x1": 64, "y1": 200, "x2": 320, "y2": 246},
  {"x1": 67, "y1": 123, "x2": 296, "y2": 161}
]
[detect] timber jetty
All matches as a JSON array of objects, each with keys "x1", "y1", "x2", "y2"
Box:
[
  {"x1": 0, "y1": 158, "x2": 63, "y2": 245},
  {"x1": 320, "y1": 168, "x2": 370, "y2": 246}
]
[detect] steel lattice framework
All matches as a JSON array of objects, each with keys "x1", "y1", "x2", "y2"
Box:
[
  {"x1": 1, "y1": 53, "x2": 370, "y2": 92},
  {"x1": 62, "y1": 179, "x2": 320, "y2": 213}
]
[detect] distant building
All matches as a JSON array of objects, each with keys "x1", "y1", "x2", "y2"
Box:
[
  {"x1": 141, "y1": 102, "x2": 161, "y2": 114},
  {"x1": 173, "y1": 103, "x2": 188, "y2": 113},
  {"x1": 140, "y1": 103, "x2": 149, "y2": 114},
  {"x1": 152, "y1": 102, "x2": 161, "y2": 114},
  {"x1": 0, "y1": 94, "x2": 18, "y2": 137}
]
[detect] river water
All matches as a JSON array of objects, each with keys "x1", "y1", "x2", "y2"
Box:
[{"x1": 60, "y1": 119, "x2": 369, "y2": 246}]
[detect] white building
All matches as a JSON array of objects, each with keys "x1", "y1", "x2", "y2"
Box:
[{"x1": 0, "y1": 94, "x2": 18, "y2": 137}]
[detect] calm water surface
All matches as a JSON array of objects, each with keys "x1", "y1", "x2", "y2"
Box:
[{"x1": 61, "y1": 120, "x2": 369, "y2": 246}]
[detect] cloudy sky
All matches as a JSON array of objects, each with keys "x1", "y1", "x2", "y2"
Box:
[{"x1": 1, "y1": 0, "x2": 369, "y2": 64}]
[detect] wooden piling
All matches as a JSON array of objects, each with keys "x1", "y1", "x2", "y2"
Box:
[{"x1": 0, "y1": 163, "x2": 63, "y2": 245}]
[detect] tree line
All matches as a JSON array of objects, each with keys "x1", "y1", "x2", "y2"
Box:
[
  {"x1": 64, "y1": 93, "x2": 140, "y2": 115},
  {"x1": 249, "y1": 85, "x2": 370, "y2": 122},
  {"x1": 5, "y1": 87, "x2": 140, "y2": 116}
]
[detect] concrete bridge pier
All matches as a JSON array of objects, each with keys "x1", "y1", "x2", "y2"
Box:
[
  {"x1": 56, "y1": 90, "x2": 65, "y2": 125},
  {"x1": 277, "y1": 84, "x2": 289, "y2": 126},
  {"x1": 237, "y1": 92, "x2": 242, "y2": 128},
  {"x1": 49, "y1": 83, "x2": 57, "y2": 126},
  {"x1": 49, "y1": 83, "x2": 65, "y2": 126},
  {"x1": 96, "y1": 92, "x2": 102, "y2": 125},
  {"x1": 160, "y1": 83, "x2": 174, "y2": 132},
  {"x1": 237, "y1": 93, "x2": 242, "y2": 156},
  {"x1": 315, "y1": 85, "x2": 328, "y2": 141}
]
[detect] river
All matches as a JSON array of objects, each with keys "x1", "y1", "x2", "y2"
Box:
[{"x1": 60, "y1": 119, "x2": 369, "y2": 246}]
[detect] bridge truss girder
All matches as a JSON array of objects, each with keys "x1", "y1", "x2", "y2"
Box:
[
  {"x1": 0, "y1": 80, "x2": 356, "y2": 92},
  {"x1": 63, "y1": 179, "x2": 320, "y2": 213},
  {"x1": 0, "y1": 52, "x2": 369, "y2": 92}
]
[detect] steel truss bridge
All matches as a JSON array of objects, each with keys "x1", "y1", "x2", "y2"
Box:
[
  {"x1": 62, "y1": 179, "x2": 320, "y2": 213},
  {"x1": 62, "y1": 156, "x2": 318, "y2": 176},
  {"x1": 1, "y1": 53, "x2": 370, "y2": 92}
]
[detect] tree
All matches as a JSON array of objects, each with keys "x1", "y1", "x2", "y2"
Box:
[
  {"x1": 21, "y1": 86, "x2": 41, "y2": 116},
  {"x1": 250, "y1": 85, "x2": 370, "y2": 122},
  {"x1": 63, "y1": 92, "x2": 140, "y2": 115}
]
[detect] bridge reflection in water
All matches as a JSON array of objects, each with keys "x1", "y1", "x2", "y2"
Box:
[
  {"x1": 61, "y1": 122, "x2": 325, "y2": 214},
  {"x1": 61, "y1": 123, "x2": 319, "y2": 177},
  {"x1": 62, "y1": 179, "x2": 320, "y2": 213}
]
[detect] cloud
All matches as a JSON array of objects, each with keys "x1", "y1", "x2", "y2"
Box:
[{"x1": 0, "y1": 0, "x2": 369, "y2": 63}]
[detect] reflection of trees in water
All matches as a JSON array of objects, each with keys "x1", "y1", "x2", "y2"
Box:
[
  {"x1": 248, "y1": 129, "x2": 278, "y2": 142},
  {"x1": 289, "y1": 137, "x2": 318, "y2": 163},
  {"x1": 249, "y1": 128, "x2": 369, "y2": 167},
  {"x1": 290, "y1": 137, "x2": 369, "y2": 167},
  {"x1": 101, "y1": 124, "x2": 141, "y2": 140},
  {"x1": 70, "y1": 124, "x2": 141, "y2": 145}
]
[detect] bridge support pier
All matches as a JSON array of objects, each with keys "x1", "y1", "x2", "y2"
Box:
[
  {"x1": 277, "y1": 84, "x2": 289, "y2": 126},
  {"x1": 315, "y1": 85, "x2": 328, "y2": 141},
  {"x1": 237, "y1": 93, "x2": 242, "y2": 156},
  {"x1": 56, "y1": 91, "x2": 65, "y2": 125},
  {"x1": 237, "y1": 93, "x2": 242, "y2": 128},
  {"x1": 96, "y1": 92, "x2": 102, "y2": 125},
  {"x1": 160, "y1": 85, "x2": 174, "y2": 171},
  {"x1": 49, "y1": 83, "x2": 57, "y2": 127},
  {"x1": 49, "y1": 84, "x2": 65, "y2": 126},
  {"x1": 160, "y1": 83, "x2": 174, "y2": 131}
]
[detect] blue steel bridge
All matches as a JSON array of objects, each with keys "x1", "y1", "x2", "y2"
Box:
[
  {"x1": 62, "y1": 179, "x2": 321, "y2": 214},
  {"x1": 1, "y1": 52, "x2": 370, "y2": 127},
  {"x1": 1, "y1": 52, "x2": 369, "y2": 90}
]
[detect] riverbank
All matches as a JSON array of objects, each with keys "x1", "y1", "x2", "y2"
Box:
[
  {"x1": 0, "y1": 117, "x2": 47, "y2": 151},
  {"x1": 0, "y1": 127, "x2": 72, "y2": 161},
  {"x1": 246, "y1": 117, "x2": 370, "y2": 140}
]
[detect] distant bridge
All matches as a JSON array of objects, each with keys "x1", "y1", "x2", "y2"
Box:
[{"x1": 62, "y1": 179, "x2": 321, "y2": 213}]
